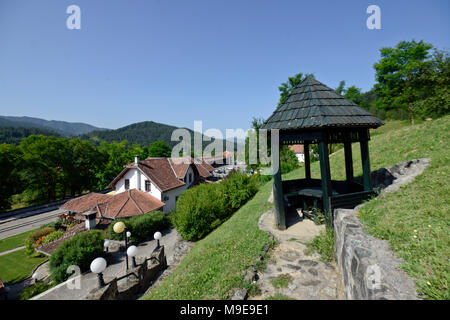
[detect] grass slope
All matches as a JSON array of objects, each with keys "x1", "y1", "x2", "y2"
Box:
[
  {"x1": 0, "y1": 229, "x2": 37, "y2": 253},
  {"x1": 144, "y1": 116, "x2": 449, "y2": 300},
  {"x1": 0, "y1": 249, "x2": 47, "y2": 284}
]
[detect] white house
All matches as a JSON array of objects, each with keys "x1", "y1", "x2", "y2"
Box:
[
  {"x1": 289, "y1": 144, "x2": 305, "y2": 163},
  {"x1": 107, "y1": 156, "x2": 214, "y2": 213}
]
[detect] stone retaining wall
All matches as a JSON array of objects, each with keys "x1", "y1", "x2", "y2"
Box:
[{"x1": 334, "y1": 209, "x2": 418, "y2": 300}]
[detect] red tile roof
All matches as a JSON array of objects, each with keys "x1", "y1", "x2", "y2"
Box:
[
  {"x1": 108, "y1": 157, "x2": 214, "y2": 191},
  {"x1": 289, "y1": 144, "x2": 304, "y2": 153},
  {"x1": 62, "y1": 190, "x2": 165, "y2": 221}
]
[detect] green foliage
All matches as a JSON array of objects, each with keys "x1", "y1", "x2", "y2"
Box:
[
  {"x1": 280, "y1": 145, "x2": 299, "y2": 174},
  {"x1": 277, "y1": 73, "x2": 314, "y2": 107},
  {"x1": 270, "y1": 274, "x2": 293, "y2": 289},
  {"x1": 0, "y1": 126, "x2": 60, "y2": 145},
  {"x1": 41, "y1": 230, "x2": 64, "y2": 245},
  {"x1": 24, "y1": 227, "x2": 56, "y2": 255},
  {"x1": 49, "y1": 230, "x2": 105, "y2": 283},
  {"x1": 16, "y1": 281, "x2": 55, "y2": 300},
  {"x1": 106, "y1": 211, "x2": 171, "y2": 243},
  {"x1": 172, "y1": 171, "x2": 259, "y2": 241},
  {"x1": 307, "y1": 227, "x2": 335, "y2": 262},
  {"x1": 148, "y1": 140, "x2": 171, "y2": 157},
  {"x1": 0, "y1": 143, "x2": 23, "y2": 210}
]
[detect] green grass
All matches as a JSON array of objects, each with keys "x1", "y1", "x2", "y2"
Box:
[
  {"x1": 270, "y1": 274, "x2": 293, "y2": 289},
  {"x1": 143, "y1": 117, "x2": 449, "y2": 300},
  {"x1": 306, "y1": 227, "x2": 335, "y2": 262},
  {"x1": 0, "y1": 249, "x2": 48, "y2": 284},
  {"x1": 0, "y1": 229, "x2": 38, "y2": 253}
]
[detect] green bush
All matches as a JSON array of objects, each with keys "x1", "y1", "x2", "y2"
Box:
[
  {"x1": 31, "y1": 227, "x2": 55, "y2": 241},
  {"x1": 41, "y1": 230, "x2": 64, "y2": 245},
  {"x1": 24, "y1": 227, "x2": 56, "y2": 256},
  {"x1": 49, "y1": 230, "x2": 105, "y2": 283},
  {"x1": 106, "y1": 211, "x2": 171, "y2": 244},
  {"x1": 16, "y1": 281, "x2": 55, "y2": 300},
  {"x1": 172, "y1": 171, "x2": 259, "y2": 241}
]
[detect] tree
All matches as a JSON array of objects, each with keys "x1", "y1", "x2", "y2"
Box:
[
  {"x1": 277, "y1": 73, "x2": 314, "y2": 107},
  {"x1": 148, "y1": 140, "x2": 171, "y2": 157},
  {"x1": 95, "y1": 140, "x2": 130, "y2": 189},
  {"x1": 335, "y1": 80, "x2": 346, "y2": 95},
  {"x1": 344, "y1": 85, "x2": 363, "y2": 105},
  {"x1": 373, "y1": 40, "x2": 434, "y2": 124},
  {"x1": 0, "y1": 144, "x2": 23, "y2": 210}
]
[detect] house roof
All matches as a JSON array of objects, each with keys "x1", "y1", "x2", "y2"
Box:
[
  {"x1": 108, "y1": 157, "x2": 214, "y2": 191},
  {"x1": 62, "y1": 189, "x2": 165, "y2": 220},
  {"x1": 36, "y1": 223, "x2": 87, "y2": 256},
  {"x1": 262, "y1": 77, "x2": 384, "y2": 131},
  {"x1": 289, "y1": 144, "x2": 304, "y2": 153}
]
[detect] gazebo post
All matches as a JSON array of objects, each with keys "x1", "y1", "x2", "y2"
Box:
[
  {"x1": 360, "y1": 139, "x2": 372, "y2": 191},
  {"x1": 344, "y1": 141, "x2": 353, "y2": 183},
  {"x1": 318, "y1": 139, "x2": 332, "y2": 227},
  {"x1": 272, "y1": 137, "x2": 286, "y2": 230},
  {"x1": 304, "y1": 143, "x2": 311, "y2": 180}
]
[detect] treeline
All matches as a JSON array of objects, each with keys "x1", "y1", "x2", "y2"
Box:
[
  {"x1": 0, "y1": 126, "x2": 61, "y2": 144},
  {"x1": 0, "y1": 136, "x2": 172, "y2": 211},
  {"x1": 337, "y1": 40, "x2": 449, "y2": 122}
]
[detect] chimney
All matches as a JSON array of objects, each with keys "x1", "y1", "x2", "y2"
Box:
[{"x1": 135, "y1": 155, "x2": 139, "y2": 165}]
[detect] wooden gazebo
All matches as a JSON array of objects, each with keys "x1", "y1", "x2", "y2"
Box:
[{"x1": 262, "y1": 77, "x2": 384, "y2": 229}]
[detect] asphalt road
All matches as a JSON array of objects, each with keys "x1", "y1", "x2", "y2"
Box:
[{"x1": 0, "y1": 209, "x2": 65, "y2": 240}]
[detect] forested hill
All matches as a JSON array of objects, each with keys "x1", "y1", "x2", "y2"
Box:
[
  {"x1": 0, "y1": 126, "x2": 61, "y2": 145},
  {"x1": 80, "y1": 120, "x2": 230, "y2": 149},
  {"x1": 0, "y1": 115, "x2": 108, "y2": 136}
]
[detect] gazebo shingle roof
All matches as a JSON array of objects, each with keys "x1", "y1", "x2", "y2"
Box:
[{"x1": 262, "y1": 77, "x2": 383, "y2": 131}]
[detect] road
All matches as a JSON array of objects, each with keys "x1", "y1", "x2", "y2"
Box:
[{"x1": 0, "y1": 209, "x2": 65, "y2": 240}]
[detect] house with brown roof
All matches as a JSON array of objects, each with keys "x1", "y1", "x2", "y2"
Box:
[
  {"x1": 289, "y1": 144, "x2": 305, "y2": 163},
  {"x1": 107, "y1": 156, "x2": 215, "y2": 213}
]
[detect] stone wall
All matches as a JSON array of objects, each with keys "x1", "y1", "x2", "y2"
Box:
[
  {"x1": 86, "y1": 245, "x2": 167, "y2": 300},
  {"x1": 334, "y1": 209, "x2": 418, "y2": 300}
]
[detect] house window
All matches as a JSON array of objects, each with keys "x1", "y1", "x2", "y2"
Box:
[
  {"x1": 125, "y1": 179, "x2": 130, "y2": 190},
  {"x1": 145, "y1": 180, "x2": 151, "y2": 192},
  {"x1": 163, "y1": 195, "x2": 169, "y2": 202}
]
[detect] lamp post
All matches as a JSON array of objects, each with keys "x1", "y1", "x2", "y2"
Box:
[
  {"x1": 113, "y1": 221, "x2": 129, "y2": 270},
  {"x1": 104, "y1": 239, "x2": 110, "y2": 252},
  {"x1": 32, "y1": 272, "x2": 38, "y2": 284},
  {"x1": 127, "y1": 245, "x2": 138, "y2": 268},
  {"x1": 154, "y1": 231, "x2": 162, "y2": 249},
  {"x1": 90, "y1": 257, "x2": 107, "y2": 288}
]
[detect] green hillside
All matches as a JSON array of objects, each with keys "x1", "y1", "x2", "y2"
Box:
[
  {"x1": 0, "y1": 126, "x2": 61, "y2": 144},
  {"x1": 144, "y1": 116, "x2": 449, "y2": 300},
  {"x1": 0, "y1": 116, "x2": 107, "y2": 137}
]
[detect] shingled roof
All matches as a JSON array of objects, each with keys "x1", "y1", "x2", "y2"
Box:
[{"x1": 262, "y1": 77, "x2": 383, "y2": 131}]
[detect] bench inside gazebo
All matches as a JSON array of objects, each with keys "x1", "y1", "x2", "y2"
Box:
[{"x1": 262, "y1": 76, "x2": 384, "y2": 229}]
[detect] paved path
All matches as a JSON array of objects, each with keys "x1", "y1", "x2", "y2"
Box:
[
  {"x1": 0, "y1": 246, "x2": 25, "y2": 256},
  {"x1": 0, "y1": 209, "x2": 64, "y2": 240},
  {"x1": 31, "y1": 227, "x2": 192, "y2": 300},
  {"x1": 250, "y1": 209, "x2": 345, "y2": 300}
]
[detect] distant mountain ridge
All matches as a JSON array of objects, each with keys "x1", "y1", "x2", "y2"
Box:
[{"x1": 0, "y1": 116, "x2": 108, "y2": 137}]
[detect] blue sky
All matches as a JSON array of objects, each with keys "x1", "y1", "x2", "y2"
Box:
[{"x1": 0, "y1": 0, "x2": 449, "y2": 133}]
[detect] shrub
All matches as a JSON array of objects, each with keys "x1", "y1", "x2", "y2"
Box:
[
  {"x1": 106, "y1": 211, "x2": 171, "y2": 244},
  {"x1": 16, "y1": 281, "x2": 55, "y2": 300},
  {"x1": 41, "y1": 230, "x2": 64, "y2": 245},
  {"x1": 24, "y1": 227, "x2": 56, "y2": 256},
  {"x1": 172, "y1": 171, "x2": 259, "y2": 241},
  {"x1": 49, "y1": 230, "x2": 105, "y2": 283}
]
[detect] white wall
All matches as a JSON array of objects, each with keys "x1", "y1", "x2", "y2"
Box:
[
  {"x1": 185, "y1": 166, "x2": 195, "y2": 187},
  {"x1": 161, "y1": 185, "x2": 187, "y2": 213},
  {"x1": 296, "y1": 153, "x2": 305, "y2": 163}
]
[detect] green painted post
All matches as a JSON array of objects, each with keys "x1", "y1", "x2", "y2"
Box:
[
  {"x1": 318, "y1": 140, "x2": 332, "y2": 227},
  {"x1": 344, "y1": 142, "x2": 353, "y2": 183},
  {"x1": 360, "y1": 140, "x2": 372, "y2": 191},
  {"x1": 304, "y1": 143, "x2": 311, "y2": 180},
  {"x1": 272, "y1": 140, "x2": 286, "y2": 230}
]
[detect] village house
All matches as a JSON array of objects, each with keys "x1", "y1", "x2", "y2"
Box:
[{"x1": 289, "y1": 144, "x2": 305, "y2": 163}]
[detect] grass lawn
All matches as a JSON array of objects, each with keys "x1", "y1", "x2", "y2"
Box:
[
  {"x1": 143, "y1": 116, "x2": 449, "y2": 300},
  {"x1": 0, "y1": 228, "x2": 38, "y2": 253},
  {"x1": 0, "y1": 249, "x2": 48, "y2": 284}
]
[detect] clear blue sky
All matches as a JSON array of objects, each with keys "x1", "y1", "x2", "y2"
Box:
[{"x1": 0, "y1": 0, "x2": 449, "y2": 133}]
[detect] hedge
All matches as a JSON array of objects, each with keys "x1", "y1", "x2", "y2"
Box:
[
  {"x1": 172, "y1": 171, "x2": 259, "y2": 241},
  {"x1": 106, "y1": 211, "x2": 171, "y2": 244},
  {"x1": 49, "y1": 230, "x2": 105, "y2": 283}
]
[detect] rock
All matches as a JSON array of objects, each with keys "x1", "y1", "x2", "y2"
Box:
[
  {"x1": 232, "y1": 289, "x2": 248, "y2": 300},
  {"x1": 308, "y1": 268, "x2": 318, "y2": 276},
  {"x1": 284, "y1": 264, "x2": 301, "y2": 271},
  {"x1": 298, "y1": 260, "x2": 319, "y2": 267},
  {"x1": 300, "y1": 280, "x2": 321, "y2": 287},
  {"x1": 288, "y1": 283, "x2": 297, "y2": 290}
]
